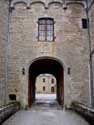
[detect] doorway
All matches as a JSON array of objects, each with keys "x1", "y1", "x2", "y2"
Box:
[{"x1": 28, "y1": 57, "x2": 64, "y2": 108}]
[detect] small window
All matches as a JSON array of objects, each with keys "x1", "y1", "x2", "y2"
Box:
[
  {"x1": 38, "y1": 18, "x2": 54, "y2": 42},
  {"x1": 43, "y1": 86, "x2": 45, "y2": 91},
  {"x1": 22, "y1": 68, "x2": 25, "y2": 75},
  {"x1": 51, "y1": 78, "x2": 54, "y2": 84},
  {"x1": 82, "y1": 18, "x2": 88, "y2": 29},
  {"x1": 43, "y1": 78, "x2": 45, "y2": 82},
  {"x1": 68, "y1": 67, "x2": 71, "y2": 75},
  {"x1": 9, "y1": 94, "x2": 16, "y2": 100}
]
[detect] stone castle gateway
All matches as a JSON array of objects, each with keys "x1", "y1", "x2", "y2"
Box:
[{"x1": 0, "y1": 0, "x2": 94, "y2": 108}]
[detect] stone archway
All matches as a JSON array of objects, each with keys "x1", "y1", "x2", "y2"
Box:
[{"x1": 28, "y1": 57, "x2": 64, "y2": 107}]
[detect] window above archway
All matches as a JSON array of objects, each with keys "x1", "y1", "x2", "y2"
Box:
[{"x1": 38, "y1": 18, "x2": 54, "y2": 42}]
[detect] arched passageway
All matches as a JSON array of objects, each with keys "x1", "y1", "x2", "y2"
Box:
[{"x1": 28, "y1": 57, "x2": 64, "y2": 107}]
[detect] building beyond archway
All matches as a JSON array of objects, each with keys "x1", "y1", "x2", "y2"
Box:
[
  {"x1": 28, "y1": 57, "x2": 64, "y2": 107},
  {"x1": 36, "y1": 74, "x2": 56, "y2": 94}
]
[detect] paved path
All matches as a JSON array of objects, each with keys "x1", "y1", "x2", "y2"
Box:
[{"x1": 3, "y1": 99, "x2": 89, "y2": 125}]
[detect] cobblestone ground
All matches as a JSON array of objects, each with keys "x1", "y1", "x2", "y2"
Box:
[{"x1": 3, "y1": 95, "x2": 89, "y2": 125}]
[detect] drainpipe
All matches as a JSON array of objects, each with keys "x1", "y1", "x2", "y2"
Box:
[{"x1": 85, "y1": 0, "x2": 94, "y2": 108}]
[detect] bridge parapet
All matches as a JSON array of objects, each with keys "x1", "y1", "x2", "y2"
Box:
[
  {"x1": 71, "y1": 101, "x2": 94, "y2": 125},
  {"x1": 0, "y1": 102, "x2": 20, "y2": 124}
]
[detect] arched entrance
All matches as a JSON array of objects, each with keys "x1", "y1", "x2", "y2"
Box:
[{"x1": 28, "y1": 57, "x2": 64, "y2": 107}]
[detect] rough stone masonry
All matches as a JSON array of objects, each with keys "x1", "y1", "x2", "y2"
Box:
[{"x1": 0, "y1": 0, "x2": 94, "y2": 108}]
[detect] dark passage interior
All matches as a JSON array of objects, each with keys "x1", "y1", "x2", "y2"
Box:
[{"x1": 28, "y1": 57, "x2": 64, "y2": 108}]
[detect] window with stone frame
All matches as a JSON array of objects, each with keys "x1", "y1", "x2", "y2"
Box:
[
  {"x1": 51, "y1": 78, "x2": 54, "y2": 84},
  {"x1": 43, "y1": 86, "x2": 45, "y2": 91},
  {"x1": 51, "y1": 87, "x2": 55, "y2": 93},
  {"x1": 43, "y1": 78, "x2": 45, "y2": 82},
  {"x1": 38, "y1": 18, "x2": 54, "y2": 42}
]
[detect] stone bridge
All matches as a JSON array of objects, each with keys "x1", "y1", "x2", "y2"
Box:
[{"x1": 0, "y1": 101, "x2": 94, "y2": 125}]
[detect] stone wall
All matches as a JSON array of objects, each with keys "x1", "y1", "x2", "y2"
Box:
[
  {"x1": 0, "y1": 0, "x2": 9, "y2": 106},
  {"x1": 7, "y1": 0, "x2": 90, "y2": 107}
]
